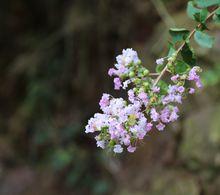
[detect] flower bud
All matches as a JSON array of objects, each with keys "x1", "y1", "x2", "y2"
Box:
[
  {"x1": 138, "y1": 87, "x2": 145, "y2": 93},
  {"x1": 180, "y1": 74, "x2": 187, "y2": 80},
  {"x1": 143, "y1": 69, "x2": 149, "y2": 76},
  {"x1": 129, "y1": 71, "x2": 135, "y2": 78},
  {"x1": 133, "y1": 87, "x2": 138, "y2": 93},
  {"x1": 137, "y1": 60, "x2": 142, "y2": 65},
  {"x1": 143, "y1": 82, "x2": 149, "y2": 89},
  {"x1": 134, "y1": 78, "x2": 141, "y2": 84}
]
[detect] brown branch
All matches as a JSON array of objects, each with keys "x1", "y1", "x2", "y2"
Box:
[{"x1": 153, "y1": 7, "x2": 220, "y2": 87}]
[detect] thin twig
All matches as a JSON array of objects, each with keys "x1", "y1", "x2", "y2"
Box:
[{"x1": 153, "y1": 7, "x2": 219, "y2": 87}]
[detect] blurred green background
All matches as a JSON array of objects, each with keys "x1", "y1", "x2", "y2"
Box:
[{"x1": 0, "y1": 0, "x2": 220, "y2": 194}]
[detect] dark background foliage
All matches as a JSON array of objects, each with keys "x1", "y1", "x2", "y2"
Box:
[{"x1": 0, "y1": 0, "x2": 220, "y2": 194}]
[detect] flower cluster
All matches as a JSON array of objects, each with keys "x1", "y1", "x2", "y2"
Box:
[
  {"x1": 86, "y1": 94, "x2": 152, "y2": 153},
  {"x1": 85, "y1": 48, "x2": 202, "y2": 154}
]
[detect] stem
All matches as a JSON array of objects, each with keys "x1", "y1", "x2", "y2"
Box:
[{"x1": 153, "y1": 7, "x2": 219, "y2": 87}]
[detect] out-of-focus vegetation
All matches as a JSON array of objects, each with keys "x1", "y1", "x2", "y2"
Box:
[{"x1": 0, "y1": 0, "x2": 220, "y2": 195}]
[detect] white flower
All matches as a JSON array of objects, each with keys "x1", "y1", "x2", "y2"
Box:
[
  {"x1": 96, "y1": 140, "x2": 105, "y2": 149},
  {"x1": 113, "y1": 144, "x2": 123, "y2": 153},
  {"x1": 156, "y1": 58, "x2": 164, "y2": 65},
  {"x1": 116, "y1": 48, "x2": 140, "y2": 67},
  {"x1": 122, "y1": 79, "x2": 131, "y2": 89}
]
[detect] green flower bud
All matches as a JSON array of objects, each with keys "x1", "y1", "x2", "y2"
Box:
[
  {"x1": 180, "y1": 74, "x2": 187, "y2": 80},
  {"x1": 143, "y1": 69, "x2": 149, "y2": 76},
  {"x1": 137, "y1": 60, "x2": 142, "y2": 65},
  {"x1": 129, "y1": 71, "x2": 135, "y2": 78},
  {"x1": 177, "y1": 81, "x2": 185, "y2": 86},
  {"x1": 128, "y1": 114, "x2": 137, "y2": 126},
  {"x1": 143, "y1": 82, "x2": 149, "y2": 88},
  {"x1": 133, "y1": 87, "x2": 138, "y2": 93},
  {"x1": 134, "y1": 78, "x2": 141, "y2": 84},
  {"x1": 128, "y1": 62, "x2": 134, "y2": 67},
  {"x1": 139, "y1": 87, "x2": 145, "y2": 93}
]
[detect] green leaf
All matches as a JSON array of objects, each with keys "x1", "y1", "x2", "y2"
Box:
[
  {"x1": 216, "y1": 9, "x2": 220, "y2": 15},
  {"x1": 213, "y1": 14, "x2": 220, "y2": 23},
  {"x1": 194, "y1": 30, "x2": 214, "y2": 48},
  {"x1": 156, "y1": 63, "x2": 165, "y2": 73},
  {"x1": 169, "y1": 28, "x2": 190, "y2": 43},
  {"x1": 195, "y1": 0, "x2": 220, "y2": 8},
  {"x1": 187, "y1": 2, "x2": 209, "y2": 22},
  {"x1": 213, "y1": 9, "x2": 220, "y2": 23},
  {"x1": 194, "y1": 9, "x2": 208, "y2": 23},
  {"x1": 157, "y1": 80, "x2": 168, "y2": 95},
  {"x1": 181, "y1": 43, "x2": 196, "y2": 66},
  {"x1": 200, "y1": 9, "x2": 209, "y2": 22},
  {"x1": 187, "y1": 1, "x2": 201, "y2": 19},
  {"x1": 167, "y1": 42, "x2": 176, "y2": 57},
  {"x1": 175, "y1": 60, "x2": 191, "y2": 74}
]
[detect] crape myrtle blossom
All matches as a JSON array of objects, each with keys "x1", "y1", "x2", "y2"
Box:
[
  {"x1": 114, "y1": 77, "x2": 122, "y2": 90},
  {"x1": 187, "y1": 66, "x2": 203, "y2": 88},
  {"x1": 123, "y1": 79, "x2": 131, "y2": 89},
  {"x1": 152, "y1": 86, "x2": 160, "y2": 93},
  {"x1": 108, "y1": 48, "x2": 140, "y2": 78},
  {"x1": 150, "y1": 108, "x2": 160, "y2": 122},
  {"x1": 85, "y1": 94, "x2": 152, "y2": 153},
  {"x1": 156, "y1": 58, "x2": 165, "y2": 65},
  {"x1": 189, "y1": 88, "x2": 195, "y2": 94},
  {"x1": 156, "y1": 123, "x2": 165, "y2": 131},
  {"x1": 114, "y1": 145, "x2": 123, "y2": 153},
  {"x1": 171, "y1": 74, "x2": 179, "y2": 82},
  {"x1": 85, "y1": 48, "x2": 203, "y2": 154}
]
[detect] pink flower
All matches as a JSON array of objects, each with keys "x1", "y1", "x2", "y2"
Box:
[
  {"x1": 108, "y1": 68, "x2": 116, "y2": 76},
  {"x1": 138, "y1": 92, "x2": 149, "y2": 106},
  {"x1": 150, "y1": 108, "x2": 160, "y2": 122},
  {"x1": 128, "y1": 89, "x2": 135, "y2": 103},
  {"x1": 99, "y1": 93, "x2": 110, "y2": 110},
  {"x1": 177, "y1": 86, "x2": 185, "y2": 93},
  {"x1": 189, "y1": 88, "x2": 195, "y2": 94},
  {"x1": 127, "y1": 145, "x2": 136, "y2": 153},
  {"x1": 114, "y1": 77, "x2": 122, "y2": 90},
  {"x1": 156, "y1": 123, "x2": 165, "y2": 131},
  {"x1": 146, "y1": 123, "x2": 153, "y2": 132},
  {"x1": 196, "y1": 80, "x2": 203, "y2": 88},
  {"x1": 152, "y1": 86, "x2": 160, "y2": 93},
  {"x1": 171, "y1": 74, "x2": 179, "y2": 82}
]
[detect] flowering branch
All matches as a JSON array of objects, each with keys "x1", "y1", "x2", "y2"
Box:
[
  {"x1": 153, "y1": 6, "x2": 220, "y2": 87},
  {"x1": 85, "y1": 1, "x2": 220, "y2": 154}
]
